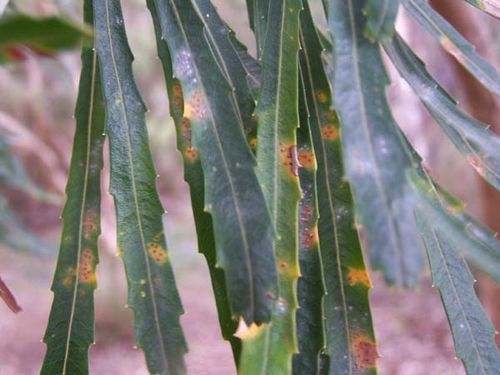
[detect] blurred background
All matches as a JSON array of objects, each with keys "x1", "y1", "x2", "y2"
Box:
[{"x1": 0, "y1": 0, "x2": 499, "y2": 374}]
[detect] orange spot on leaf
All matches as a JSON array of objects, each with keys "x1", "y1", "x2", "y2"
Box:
[
  {"x1": 298, "y1": 149, "x2": 315, "y2": 169},
  {"x1": 321, "y1": 125, "x2": 339, "y2": 141},
  {"x1": 347, "y1": 267, "x2": 372, "y2": 288},
  {"x1": 279, "y1": 143, "x2": 299, "y2": 178},
  {"x1": 185, "y1": 147, "x2": 198, "y2": 161},
  {"x1": 316, "y1": 90, "x2": 328, "y2": 103},
  {"x1": 352, "y1": 335, "x2": 379, "y2": 369},
  {"x1": 147, "y1": 242, "x2": 168, "y2": 264}
]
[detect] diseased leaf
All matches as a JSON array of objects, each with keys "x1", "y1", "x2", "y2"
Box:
[
  {"x1": 410, "y1": 170, "x2": 500, "y2": 283},
  {"x1": 463, "y1": 0, "x2": 500, "y2": 19},
  {"x1": 0, "y1": 276, "x2": 21, "y2": 313},
  {"x1": 326, "y1": 0, "x2": 424, "y2": 287},
  {"x1": 363, "y1": 0, "x2": 400, "y2": 40},
  {"x1": 416, "y1": 212, "x2": 500, "y2": 375},
  {"x1": 384, "y1": 34, "x2": 500, "y2": 190},
  {"x1": 403, "y1": 0, "x2": 500, "y2": 96},
  {"x1": 239, "y1": 1, "x2": 302, "y2": 374},
  {"x1": 147, "y1": 0, "x2": 277, "y2": 325},
  {"x1": 0, "y1": 13, "x2": 92, "y2": 62},
  {"x1": 146, "y1": 0, "x2": 241, "y2": 361},
  {"x1": 299, "y1": 2, "x2": 378, "y2": 373},
  {"x1": 41, "y1": 2, "x2": 104, "y2": 373},
  {"x1": 292, "y1": 81, "x2": 325, "y2": 375},
  {"x1": 93, "y1": 0, "x2": 187, "y2": 373}
]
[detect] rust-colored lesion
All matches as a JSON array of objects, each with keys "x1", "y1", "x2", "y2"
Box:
[
  {"x1": 184, "y1": 90, "x2": 208, "y2": 121},
  {"x1": 82, "y1": 209, "x2": 98, "y2": 239},
  {"x1": 321, "y1": 124, "x2": 339, "y2": 141},
  {"x1": 300, "y1": 226, "x2": 319, "y2": 248},
  {"x1": 171, "y1": 81, "x2": 184, "y2": 114},
  {"x1": 316, "y1": 90, "x2": 328, "y2": 103},
  {"x1": 347, "y1": 267, "x2": 372, "y2": 288},
  {"x1": 279, "y1": 143, "x2": 299, "y2": 178},
  {"x1": 147, "y1": 242, "x2": 168, "y2": 264},
  {"x1": 78, "y1": 248, "x2": 97, "y2": 284},
  {"x1": 351, "y1": 334, "x2": 379, "y2": 370},
  {"x1": 298, "y1": 148, "x2": 316, "y2": 169}
]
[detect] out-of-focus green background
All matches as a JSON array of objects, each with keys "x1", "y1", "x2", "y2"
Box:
[{"x1": 1, "y1": 0, "x2": 498, "y2": 374}]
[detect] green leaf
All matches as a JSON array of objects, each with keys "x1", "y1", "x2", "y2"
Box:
[
  {"x1": 326, "y1": 0, "x2": 424, "y2": 287},
  {"x1": 463, "y1": 0, "x2": 500, "y2": 19},
  {"x1": 416, "y1": 212, "x2": 500, "y2": 375},
  {"x1": 292, "y1": 82, "x2": 325, "y2": 375},
  {"x1": 93, "y1": 0, "x2": 187, "y2": 373},
  {"x1": 239, "y1": 1, "x2": 302, "y2": 374},
  {"x1": 410, "y1": 171, "x2": 500, "y2": 283},
  {"x1": 363, "y1": 0, "x2": 400, "y2": 40},
  {"x1": 299, "y1": 2, "x2": 378, "y2": 373},
  {"x1": 403, "y1": 0, "x2": 500, "y2": 96},
  {"x1": 0, "y1": 13, "x2": 92, "y2": 62},
  {"x1": 146, "y1": 0, "x2": 241, "y2": 362},
  {"x1": 41, "y1": 2, "x2": 104, "y2": 373},
  {"x1": 147, "y1": 0, "x2": 277, "y2": 325},
  {"x1": 384, "y1": 34, "x2": 500, "y2": 190},
  {"x1": 245, "y1": 0, "x2": 270, "y2": 58}
]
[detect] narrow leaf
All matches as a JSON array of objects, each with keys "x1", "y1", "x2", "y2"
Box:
[
  {"x1": 326, "y1": 0, "x2": 424, "y2": 287},
  {"x1": 147, "y1": 0, "x2": 277, "y2": 324},
  {"x1": 363, "y1": 0, "x2": 400, "y2": 40},
  {"x1": 0, "y1": 276, "x2": 21, "y2": 313},
  {"x1": 410, "y1": 170, "x2": 500, "y2": 283},
  {"x1": 0, "y1": 13, "x2": 92, "y2": 62},
  {"x1": 41, "y1": 2, "x2": 104, "y2": 373},
  {"x1": 245, "y1": 0, "x2": 270, "y2": 58},
  {"x1": 146, "y1": 0, "x2": 241, "y2": 361},
  {"x1": 463, "y1": 0, "x2": 500, "y2": 19},
  {"x1": 93, "y1": 0, "x2": 187, "y2": 373},
  {"x1": 403, "y1": 0, "x2": 500, "y2": 96},
  {"x1": 300, "y1": 2, "x2": 378, "y2": 373},
  {"x1": 416, "y1": 212, "x2": 500, "y2": 375},
  {"x1": 239, "y1": 1, "x2": 302, "y2": 374},
  {"x1": 384, "y1": 34, "x2": 500, "y2": 190},
  {"x1": 293, "y1": 83, "x2": 325, "y2": 375}
]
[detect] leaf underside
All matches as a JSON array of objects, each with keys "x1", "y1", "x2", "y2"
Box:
[
  {"x1": 363, "y1": 0, "x2": 400, "y2": 40},
  {"x1": 93, "y1": 0, "x2": 187, "y2": 373}
]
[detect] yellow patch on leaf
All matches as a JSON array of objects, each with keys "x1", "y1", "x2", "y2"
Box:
[
  {"x1": 347, "y1": 267, "x2": 372, "y2": 288},
  {"x1": 148, "y1": 242, "x2": 168, "y2": 264}
]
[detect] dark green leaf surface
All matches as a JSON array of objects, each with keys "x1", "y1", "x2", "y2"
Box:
[
  {"x1": 146, "y1": 0, "x2": 240, "y2": 361},
  {"x1": 384, "y1": 34, "x2": 500, "y2": 190},
  {"x1": 403, "y1": 0, "x2": 500, "y2": 96},
  {"x1": 416, "y1": 213, "x2": 500, "y2": 375},
  {"x1": 0, "y1": 13, "x2": 92, "y2": 62},
  {"x1": 410, "y1": 171, "x2": 500, "y2": 283},
  {"x1": 148, "y1": 0, "x2": 277, "y2": 325},
  {"x1": 300, "y1": 3, "x2": 378, "y2": 373},
  {"x1": 245, "y1": 0, "x2": 270, "y2": 58},
  {"x1": 292, "y1": 82, "x2": 325, "y2": 375},
  {"x1": 239, "y1": 1, "x2": 302, "y2": 374},
  {"x1": 363, "y1": 0, "x2": 400, "y2": 40},
  {"x1": 463, "y1": 0, "x2": 500, "y2": 18},
  {"x1": 41, "y1": 2, "x2": 104, "y2": 373},
  {"x1": 326, "y1": 0, "x2": 424, "y2": 287},
  {"x1": 93, "y1": 0, "x2": 187, "y2": 373}
]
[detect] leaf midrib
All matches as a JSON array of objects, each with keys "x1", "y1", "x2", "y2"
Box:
[{"x1": 103, "y1": 0, "x2": 168, "y2": 369}]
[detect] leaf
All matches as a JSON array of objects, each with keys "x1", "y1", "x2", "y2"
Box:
[
  {"x1": 384, "y1": 34, "x2": 500, "y2": 190},
  {"x1": 463, "y1": 0, "x2": 500, "y2": 19},
  {"x1": 363, "y1": 0, "x2": 400, "y2": 40},
  {"x1": 299, "y1": 2, "x2": 378, "y2": 373},
  {"x1": 0, "y1": 13, "x2": 92, "y2": 62},
  {"x1": 146, "y1": 0, "x2": 241, "y2": 361},
  {"x1": 41, "y1": 2, "x2": 104, "y2": 373},
  {"x1": 403, "y1": 0, "x2": 500, "y2": 96},
  {"x1": 410, "y1": 170, "x2": 500, "y2": 283},
  {"x1": 93, "y1": 0, "x2": 187, "y2": 373},
  {"x1": 245, "y1": 0, "x2": 270, "y2": 58},
  {"x1": 416, "y1": 212, "x2": 500, "y2": 375},
  {"x1": 326, "y1": 0, "x2": 424, "y2": 287},
  {"x1": 239, "y1": 1, "x2": 302, "y2": 374},
  {"x1": 292, "y1": 83, "x2": 325, "y2": 375},
  {"x1": 0, "y1": 276, "x2": 21, "y2": 313},
  {"x1": 147, "y1": 0, "x2": 277, "y2": 325}
]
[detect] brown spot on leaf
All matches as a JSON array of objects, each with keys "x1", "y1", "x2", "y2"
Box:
[
  {"x1": 185, "y1": 147, "x2": 198, "y2": 161},
  {"x1": 185, "y1": 90, "x2": 208, "y2": 121},
  {"x1": 82, "y1": 209, "x2": 98, "y2": 239},
  {"x1": 321, "y1": 125, "x2": 339, "y2": 141},
  {"x1": 78, "y1": 248, "x2": 96, "y2": 284},
  {"x1": 148, "y1": 242, "x2": 168, "y2": 264},
  {"x1": 352, "y1": 335, "x2": 378, "y2": 369},
  {"x1": 316, "y1": 90, "x2": 328, "y2": 103},
  {"x1": 298, "y1": 149, "x2": 315, "y2": 169},
  {"x1": 279, "y1": 143, "x2": 299, "y2": 178},
  {"x1": 249, "y1": 138, "x2": 257, "y2": 149}
]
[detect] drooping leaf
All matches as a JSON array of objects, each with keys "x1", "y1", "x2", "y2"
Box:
[
  {"x1": 463, "y1": 0, "x2": 500, "y2": 19},
  {"x1": 0, "y1": 276, "x2": 21, "y2": 313},
  {"x1": 403, "y1": 0, "x2": 500, "y2": 96},
  {"x1": 93, "y1": 0, "x2": 187, "y2": 373},
  {"x1": 147, "y1": 0, "x2": 277, "y2": 325},
  {"x1": 0, "y1": 13, "x2": 92, "y2": 62},
  {"x1": 410, "y1": 170, "x2": 500, "y2": 283},
  {"x1": 146, "y1": 0, "x2": 241, "y2": 361},
  {"x1": 384, "y1": 34, "x2": 500, "y2": 190},
  {"x1": 363, "y1": 0, "x2": 400, "y2": 40},
  {"x1": 416, "y1": 212, "x2": 500, "y2": 375},
  {"x1": 300, "y1": 2, "x2": 378, "y2": 373},
  {"x1": 292, "y1": 82, "x2": 325, "y2": 375},
  {"x1": 239, "y1": 1, "x2": 302, "y2": 374},
  {"x1": 326, "y1": 0, "x2": 424, "y2": 287},
  {"x1": 41, "y1": 2, "x2": 104, "y2": 373}
]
